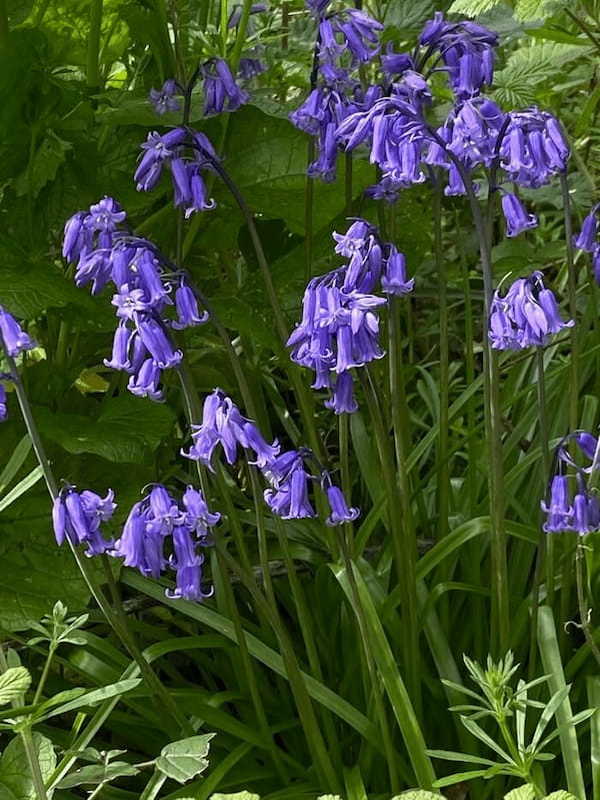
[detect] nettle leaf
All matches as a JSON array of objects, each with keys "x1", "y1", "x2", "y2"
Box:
[
  {"x1": 57, "y1": 762, "x2": 140, "y2": 789},
  {"x1": 494, "y1": 41, "x2": 589, "y2": 106},
  {"x1": 391, "y1": 793, "x2": 444, "y2": 799},
  {"x1": 211, "y1": 793, "x2": 261, "y2": 800},
  {"x1": 14, "y1": 131, "x2": 72, "y2": 199},
  {"x1": 514, "y1": 0, "x2": 564, "y2": 21},
  {"x1": 544, "y1": 793, "x2": 578, "y2": 800},
  {"x1": 504, "y1": 786, "x2": 536, "y2": 800},
  {"x1": 35, "y1": 394, "x2": 175, "y2": 463},
  {"x1": 155, "y1": 734, "x2": 215, "y2": 783},
  {"x1": 0, "y1": 667, "x2": 31, "y2": 706},
  {"x1": 0, "y1": 733, "x2": 56, "y2": 800}
]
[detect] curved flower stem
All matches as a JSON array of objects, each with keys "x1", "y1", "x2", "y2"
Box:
[
  {"x1": 338, "y1": 413, "x2": 400, "y2": 792},
  {"x1": 0, "y1": 339, "x2": 191, "y2": 738},
  {"x1": 305, "y1": 141, "x2": 315, "y2": 283},
  {"x1": 529, "y1": 347, "x2": 551, "y2": 677},
  {"x1": 575, "y1": 539, "x2": 600, "y2": 669}
]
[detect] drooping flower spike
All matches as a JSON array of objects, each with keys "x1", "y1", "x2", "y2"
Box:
[
  {"x1": 489, "y1": 270, "x2": 573, "y2": 350},
  {"x1": 0, "y1": 306, "x2": 35, "y2": 358},
  {"x1": 53, "y1": 486, "x2": 116, "y2": 556},
  {"x1": 201, "y1": 59, "x2": 249, "y2": 116},
  {"x1": 112, "y1": 484, "x2": 219, "y2": 601}
]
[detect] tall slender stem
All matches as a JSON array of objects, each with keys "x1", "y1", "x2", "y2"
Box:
[
  {"x1": 86, "y1": 0, "x2": 104, "y2": 90},
  {"x1": 529, "y1": 348, "x2": 551, "y2": 677},
  {"x1": 575, "y1": 540, "x2": 600, "y2": 669},
  {"x1": 560, "y1": 173, "x2": 579, "y2": 432},
  {"x1": 433, "y1": 185, "x2": 449, "y2": 540}
]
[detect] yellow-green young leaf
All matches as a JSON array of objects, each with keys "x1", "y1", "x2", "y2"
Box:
[
  {"x1": 392, "y1": 793, "x2": 445, "y2": 799},
  {"x1": 317, "y1": 796, "x2": 343, "y2": 800},
  {"x1": 448, "y1": 0, "x2": 501, "y2": 14},
  {"x1": 0, "y1": 667, "x2": 31, "y2": 705},
  {"x1": 544, "y1": 793, "x2": 578, "y2": 799},
  {"x1": 515, "y1": 0, "x2": 563, "y2": 20},
  {"x1": 156, "y1": 734, "x2": 215, "y2": 783},
  {"x1": 0, "y1": 733, "x2": 56, "y2": 800},
  {"x1": 211, "y1": 793, "x2": 260, "y2": 800},
  {"x1": 504, "y1": 786, "x2": 536, "y2": 800}
]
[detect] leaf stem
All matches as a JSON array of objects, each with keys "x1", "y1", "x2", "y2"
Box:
[{"x1": 86, "y1": 0, "x2": 104, "y2": 90}]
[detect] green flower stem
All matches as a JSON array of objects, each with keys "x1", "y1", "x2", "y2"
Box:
[
  {"x1": 32, "y1": 644, "x2": 56, "y2": 706},
  {"x1": 230, "y1": 0, "x2": 254, "y2": 69},
  {"x1": 529, "y1": 347, "x2": 551, "y2": 677},
  {"x1": 560, "y1": 173, "x2": 579, "y2": 432},
  {"x1": 304, "y1": 140, "x2": 315, "y2": 283},
  {"x1": 216, "y1": 540, "x2": 341, "y2": 793},
  {"x1": 338, "y1": 413, "x2": 400, "y2": 792},
  {"x1": 433, "y1": 185, "x2": 449, "y2": 541},
  {"x1": 139, "y1": 769, "x2": 167, "y2": 800},
  {"x1": 0, "y1": 339, "x2": 191, "y2": 737},
  {"x1": 86, "y1": 0, "x2": 103, "y2": 89},
  {"x1": 361, "y1": 368, "x2": 420, "y2": 715},
  {"x1": 0, "y1": 645, "x2": 49, "y2": 800},
  {"x1": 575, "y1": 539, "x2": 600, "y2": 670}
]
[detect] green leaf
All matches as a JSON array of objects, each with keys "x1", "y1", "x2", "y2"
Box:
[
  {"x1": 211, "y1": 793, "x2": 260, "y2": 800},
  {"x1": 35, "y1": 395, "x2": 175, "y2": 463},
  {"x1": 0, "y1": 467, "x2": 44, "y2": 514},
  {"x1": 0, "y1": 437, "x2": 32, "y2": 495},
  {"x1": 14, "y1": 131, "x2": 72, "y2": 198},
  {"x1": 515, "y1": 0, "x2": 563, "y2": 21},
  {"x1": 37, "y1": 678, "x2": 142, "y2": 720},
  {"x1": 56, "y1": 762, "x2": 139, "y2": 789},
  {"x1": 0, "y1": 733, "x2": 56, "y2": 800},
  {"x1": 155, "y1": 734, "x2": 215, "y2": 783},
  {"x1": 0, "y1": 668, "x2": 31, "y2": 706},
  {"x1": 543, "y1": 793, "x2": 578, "y2": 799},
  {"x1": 448, "y1": 0, "x2": 501, "y2": 15},
  {"x1": 504, "y1": 786, "x2": 536, "y2": 800}
]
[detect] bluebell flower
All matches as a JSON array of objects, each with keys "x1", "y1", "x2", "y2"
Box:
[
  {"x1": 499, "y1": 109, "x2": 569, "y2": 188},
  {"x1": 172, "y1": 281, "x2": 209, "y2": 329},
  {"x1": 113, "y1": 500, "x2": 166, "y2": 579},
  {"x1": 0, "y1": 306, "x2": 35, "y2": 358},
  {"x1": 149, "y1": 79, "x2": 181, "y2": 115},
  {"x1": 238, "y1": 57, "x2": 267, "y2": 80},
  {"x1": 541, "y1": 474, "x2": 572, "y2": 532},
  {"x1": 382, "y1": 45, "x2": 416, "y2": 77},
  {"x1": 135, "y1": 314, "x2": 182, "y2": 368},
  {"x1": 53, "y1": 486, "x2": 115, "y2": 556},
  {"x1": 183, "y1": 388, "x2": 280, "y2": 469},
  {"x1": 324, "y1": 371, "x2": 358, "y2": 414},
  {"x1": 325, "y1": 484, "x2": 359, "y2": 525},
  {"x1": 228, "y1": 2, "x2": 266, "y2": 27},
  {"x1": 501, "y1": 193, "x2": 538, "y2": 238},
  {"x1": 576, "y1": 432, "x2": 598, "y2": 460},
  {"x1": 202, "y1": 59, "x2": 249, "y2": 116},
  {"x1": 489, "y1": 271, "x2": 573, "y2": 350},
  {"x1": 181, "y1": 485, "x2": 221, "y2": 541},
  {"x1": 0, "y1": 384, "x2": 7, "y2": 422},
  {"x1": 128, "y1": 358, "x2": 164, "y2": 402},
  {"x1": 381, "y1": 246, "x2": 414, "y2": 295},
  {"x1": 573, "y1": 205, "x2": 599, "y2": 253},
  {"x1": 263, "y1": 450, "x2": 316, "y2": 519}
]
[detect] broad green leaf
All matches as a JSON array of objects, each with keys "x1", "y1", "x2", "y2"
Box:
[
  {"x1": 38, "y1": 678, "x2": 142, "y2": 720},
  {"x1": 543, "y1": 793, "x2": 578, "y2": 799},
  {"x1": 155, "y1": 734, "x2": 215, "y2": 783},
  {"x1": 14, "y1": 131, "x2": 72, "y2": 198},
  {"x1": 0, "y1": 733, "x2": 56, "y2": 800},
  {"x1": 515, "y1": 0, "x2": 563, "y2": 21},
  {"x1": 0, "y1": 668, "x2": 31, "y2": 706},
  {"x1": 504, "y1": 786, "x2": 536, "y2": 800},
  {"x1": 35, "y1": 394, "x2": 175, "y2": 463},
  {"x1": 211, "y1": 793, "x2": 260, "y2": 800},
  {"x1": 56, "y1": 762, "x2": 139, "y2": 788},
  {"x1": 448, "y1": 0, "x2": 501, "y2": 15}
]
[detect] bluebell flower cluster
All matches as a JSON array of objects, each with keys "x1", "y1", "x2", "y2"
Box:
[
  {"x1": 113, "y1": 485, "x2": 219, "y2": 601},
  {"x1": 289, "y1": 0, "x2": 384, "y2": 182},
  {"x1": 53, "y1": 486, "x2": 116, "y2": 556},
  {"x1": 489, "y1": 271, "x2": 573, "y2": 350},
  {"x1": 542, "y1": 433, "x2": 600, "y2": 535},
  {"x1": 288, "y1": 219, "x2": 413, "y2": 412},
  {"x1": 149, "y1": 80, "x2": 182, "y2": 115},
  {"x1": 63, "y1": 197, "x2": 208, "y2": 401},
  {"x1": 574, "y1": 204, "x2": 600, "y2": 283},
  {"x1": 201, "y1": 59, "x2": 249, "y2": 116},
  {"x1": 135, "y1": 128, "x2": 218, "y2": 216},
  {"x1": 184, "y1": 388, "x2": 358, "y2": 524}
]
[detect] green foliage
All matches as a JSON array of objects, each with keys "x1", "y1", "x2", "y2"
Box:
[
  {"x1": 0, "y1": 668, "x2": 31, "y2": 706},
  {"x1": 155, "y1": 734, "x2": 214, "y2": 782},
  {"x1": 0, "y1": 733, "x2": 56, "y2": 800}
]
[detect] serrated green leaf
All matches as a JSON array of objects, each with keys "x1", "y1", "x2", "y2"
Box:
[
  {"x1": 211, "y1": 793, "x2": 261, "y2": 800},
  {"x1": 448, "y1": 0, "x2": 501, "y2": 15},
  {"x1": 515, "y1": 0, "x2": 563, "y2": 21},
  {"x1": 0, "y1": 668, "x2": 31, "y2": 706},
  {"x1": 0, "y1": 733, "x2": 56, "y2": 800},
  {"x1": 391, "y1": 792, "x2": 445, "y2": 799},
  {"x1": 504, "y1": 785, "x2": 536, "y2": 800},
  {"x1": 156, "y1": 734, "x2": 215, "y2": 783},
  {"x1": 543, "y1": 793, "x2": 578, "y2": 800}
]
